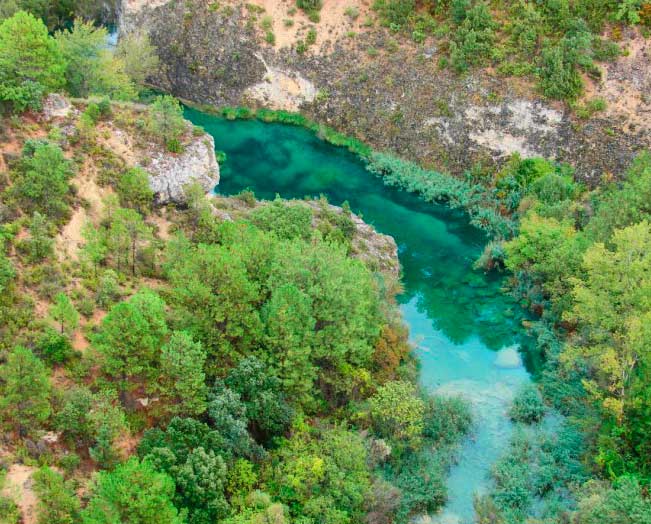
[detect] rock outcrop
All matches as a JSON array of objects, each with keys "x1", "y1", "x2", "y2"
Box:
[
  {"x1": 120, "y1": 0, "x2": 650, "y2": 184},
  {"x1": 210, "y1": 196, "x2": 400, "y2": 276},
  {"x1": 146, "y1": 133, "x2": 220, "y2": 204}
]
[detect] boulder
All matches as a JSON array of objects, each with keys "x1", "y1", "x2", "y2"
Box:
[
  {"x1": 494, "y1": 346, "x2": 523, "y2": 369},
  {"x1": 41, "y1": 93, "x2": 72, "y2": 120},
  {"x1": 146, "y1": 133, "x2": 220, "y2": 204}
]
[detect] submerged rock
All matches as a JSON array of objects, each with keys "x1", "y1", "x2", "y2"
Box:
[{"x1": 494, "y1": 346, "x2": 523, "y2": 369}]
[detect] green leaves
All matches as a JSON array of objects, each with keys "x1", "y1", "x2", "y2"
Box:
[
  {"x1": 0, "y1": 11, "x2": 65, "y2": 111},
  {"x1": 82, "y1": 458, "x2": 183, "y2": 524}
]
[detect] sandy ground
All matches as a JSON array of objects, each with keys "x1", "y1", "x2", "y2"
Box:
[
  {"x1": 246, "y1": 0, "x2": 373, "y2": 51},
  {"x1": 2, "y1": 464, "x2": 38, "y2": 524},
  {"x1": 584, "y1": 28, "x2": 651, "y2": 136}
]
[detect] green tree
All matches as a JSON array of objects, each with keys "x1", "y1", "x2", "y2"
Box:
[
  {"x1": 33, "y1": 466, "x2": 80, "y2": 524},
  {"x1": 50, "y1": 292, "x2": 79, "y2": 334},
  {"x1": 82, "y1": 457, "x2": 183, "y2": 524},
  {"x1": 107, "y1": 207, "x2": 153, "y2": 275},
  {"x1": 165, "y1": 241, "x2": 263, "y2": 370},
  {"x1": 117, "y1": 167, "x2": 153, "y2": 214},
  {"x1": 55, "y1": 20, "x2": 135, "y2": 100},
  {"x1": 562, "y1": 221, "x2": 651, "y2": 420},
  {"x1": 93, "y1": 288, "x2": 168, "y2": 401},
  {"x1": 575, "y1": 476, "x2": 651, "y2": 524},
  {"x1": 13, "y1": 140, "x2": 72, "y2": 219},
  {"x1": 0, "y1": 346, "x2": 51, "y2": 435},
  {"x1": 175, "y1": 447, "x2": 229, "y2": 524},
  {"x1": 159, "y1": 331, "x2": 208, "y2": 417},
  {"x1": 268, "y1": 426, "x2": 370, "y2": 522},
  {"x1": 225, "y1": 356, "x2": 293, "y2": 440},
  {"x1": 115, "y1": 30, "x2": 160, "y2": 88},
  {"x1": 81, "y1": 221, "x2": 108, "y2": 276},
  {"x1": 23, "y1": 211, "x2": 53, "y2": 262},
  {"x1": 0, "y1": 11, "x2": 65, "y2": 111},
  {"x1": 56, "y1": 387, "x2": 126, "y2": 466},
  {"x1": 368, "y1": 381, "x2": 425, "y2": 449},
  {"x1": 262, "y1": 283, "x2": 315, "y2": 406},
  {"x1": 147, "y1": 95, "x2": 186, "y2": 149}
]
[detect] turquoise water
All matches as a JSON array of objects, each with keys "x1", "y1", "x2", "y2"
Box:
[{"x1": 185, "y1": 108, "x2": 531, "y2": 524}]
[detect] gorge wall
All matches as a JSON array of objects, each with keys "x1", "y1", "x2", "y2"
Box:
[{"x1": 120, "y1": 0, "x2": 651, "y2": 183}]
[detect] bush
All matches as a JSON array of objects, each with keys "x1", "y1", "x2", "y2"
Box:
[
  {"x1": 147, "y1": 95, "x2": 186, "y2": 146},
  {"x1": 373, "y1": 0, "x2": 416, "y2": 27},
  {"x1": 509, "y1": 384, "x2": 545, "y2": 424},
  {"x1": 35, "y1": 326, "x2": 74, "y2": 365}
]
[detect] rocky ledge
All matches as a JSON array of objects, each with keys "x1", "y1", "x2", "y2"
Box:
[
  {"x1": 120, "y1": 0, "x2": 649, "y2": 184},
  {"x1": 210, "y1": 195, "x2": 400, "y2": 277},
  {"x1": 146, "y1": 132, "x2": 220, "y2": 205}
]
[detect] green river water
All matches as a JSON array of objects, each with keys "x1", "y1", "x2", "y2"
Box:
[{"x1": 185, "y1": 108, "x2": 532, "y2": 524}]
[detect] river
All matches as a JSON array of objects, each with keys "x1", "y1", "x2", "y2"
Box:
[{"x1": 184, "y1": 108, "x2": 532, "y2": 524}]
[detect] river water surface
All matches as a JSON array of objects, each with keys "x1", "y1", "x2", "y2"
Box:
[{"x1": 185, "y1": 108, "x2": 532, "y2": 524}]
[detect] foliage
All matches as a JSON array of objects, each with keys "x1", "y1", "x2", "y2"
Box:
[
  {"x1": 574, "y1": 476, "x2": 651, "y2": 524},
  {"x1": 159, "y1": 331, "x2": 208, "y2": 417},
  {"x1": 0, "y1": 11, "x2": 65, "y2": 111},
  {"x1": 115, "y1": 30, "x2": 160, "y2": 88},
  {"x1": 148, "y1": 95, "x2": 186, "y2": 150},
  {"x1": 117, "y1": 167, "x2": 154, "y2": 214},
  {"x1": 93, "y1": 288, "x2": 168, "y2": 400},
  {"x1": 0, "y1": 346, "x2": 51, "y2": 435},
  {"x1": 249, "y1": 198, "x2": 313, "y2": 241},
  {"x1": 50, "y1": 292, "x2": 79, "y2": 335},
  {"x1": 369, "y1": 381, "x2": 425, "y2": 449},
  {"x1": 33, "y1": 466, "x2": 80, "y2": 524},
  {"x1": 82, "y1": 457, "x2": 183, "y2": 524},
  {"x1": 11, "y1": 140, "x2": 72, "y2": 219},
  {"x1": 509, "y1": 383, "x2": 545, "y2": 424},
  {"x1": 55, "y1": 20, "x2": 135, "y2": 100},
  {"x1": 267, "y1": 426, "x2": 371, "y2": 523}
]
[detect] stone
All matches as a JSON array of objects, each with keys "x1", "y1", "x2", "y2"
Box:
[
  {"x1": 494, "y1": 346, "x2": 523, "y2": 369},
  {"x1": 41, "y1": 93, "x2": 72, "y2": 120},
  {"x1": 146, "y1": 133, "x2": 220, "y2": 204}
]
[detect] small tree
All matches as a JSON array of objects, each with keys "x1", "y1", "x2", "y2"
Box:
[
  {"x1": 50, "y1": 292, "x2": 79, "y2": 335},
  {"x1": 93, "y1": 289, "x2": 168, "y2": 402},
  {"x1": 24, "y1": 211, "x2": 54, "y2": 262},
  {"x1": 159, "y1": 331, "x2": 208, "y2": 417},
  {"x1": 0, "y1": 11, "x2": 66, "y2": 111},
  {"x1": 117, "y1": 167, "x2": 153, "y2": 214},
  {"x1": 0, "y1": 346, "x2": 51, "y2": 436},
  {"x1": 33, "y1": 466, "x2": 80, "y2": 524},
  {"x1": 147, "y1": 95, "x2": 186, "y2": 151},
  {"x1": 82, "y1": 457, "x2": 183, "y2": 524},
  {"x1": 13, "y1": 140, "x2": 72, "y2": 219},
  {"x1": 115, "y1": 30, "x2": 160, "y2": 88}
]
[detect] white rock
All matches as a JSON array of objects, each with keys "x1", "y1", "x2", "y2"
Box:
[{"x1": 146, "y1": 133, "x2": 220, "y2": 204}]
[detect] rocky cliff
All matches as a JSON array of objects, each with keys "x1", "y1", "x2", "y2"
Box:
[{"x1": 120, "y1": 0, "x2": 650, "y2": 184}]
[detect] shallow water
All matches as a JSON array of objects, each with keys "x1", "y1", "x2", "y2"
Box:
[{"x1": 185, "y1": 108, "x2": 531, "y2": 524}]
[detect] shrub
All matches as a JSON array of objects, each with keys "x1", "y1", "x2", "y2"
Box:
[
  {"x1": 296, "y1": 0, "x2": 322, "y2": 11},
  {"x1": 509, "y1": 384, "x2": 545, "y2": 424},
  {"x1": 373, "y1": 0, "x2": 416, "y2": 27},
  {"x1": 147, "y1": 95, "x2": 186, "y2": 146}
]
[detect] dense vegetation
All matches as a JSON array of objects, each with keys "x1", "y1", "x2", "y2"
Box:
[
  {"x1": 371, "y1": 0, "x2": 648, "y2": 100},
  {"x1": 1, "y1": 3, "x2": 651, "y2": 524},
  {"x1": 466, "y1": 151, "x2": 651, "y2": 522},
  {"x1": 0, "y1": 10, "x2": 474, "y2": 524}
]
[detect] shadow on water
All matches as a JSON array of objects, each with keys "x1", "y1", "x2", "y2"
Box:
[{"x1": 185, "y1": 107, "x2": 533, "y2": 524}]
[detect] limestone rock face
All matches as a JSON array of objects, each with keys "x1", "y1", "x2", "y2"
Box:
[{"x1": 146, "y1": 133, "x2": 220, "y2": 204}]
